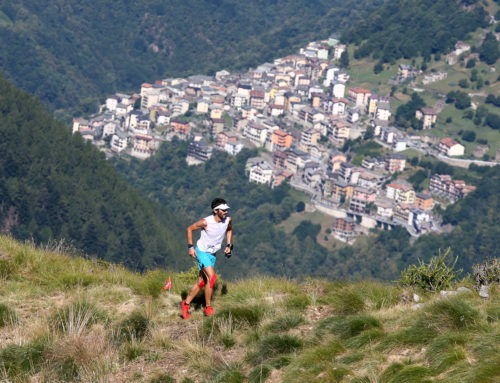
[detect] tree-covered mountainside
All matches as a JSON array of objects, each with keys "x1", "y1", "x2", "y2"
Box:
[
  {"x1": 0, "y1": 74, "x2": 187, "y2": 271},
  {"x1": 116, "y1": 139, "x2": 500, "y2": 281},
  {"x1": 342, "y1": 0, "x2": 488, "y2": 62},
  {"x1": 0, "y1": 0, "x2": 385, "y2": 115}
]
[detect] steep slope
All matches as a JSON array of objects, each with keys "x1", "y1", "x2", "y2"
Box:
[
  {"x1": 0, "y1": 235, "x2": 499, "y2": 382},
  {"x1": 0, "y1": 0, "x2": 384, "y2": 114},
  {"x1": 0, "y1": 74, "x2": 186, "y2": 271}
]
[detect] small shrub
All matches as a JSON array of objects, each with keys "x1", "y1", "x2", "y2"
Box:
[
  {"x1": 116, "y1": 311, "x2": 150, "y2": 342},
  {"x1": 0, "y1": 303, "x2": 18, "y2": 327},
  {"x1": 397, "y1": 248, "x2": 461, "y2": 292},
  {"x1": 473, "y1": 258, "x2": 500, "y2": 287}
]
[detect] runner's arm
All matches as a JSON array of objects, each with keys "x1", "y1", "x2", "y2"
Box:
[
  {"x1": 187, "y1": 219, "x2": 207, "y2": 257},
  {"x1": 224, "y1": 218, "x2": 233, "y2": 254}
]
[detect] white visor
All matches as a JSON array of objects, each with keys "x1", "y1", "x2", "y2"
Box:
[{"x1": 214, "y1": 203, "x2": 230, "y2": 210}]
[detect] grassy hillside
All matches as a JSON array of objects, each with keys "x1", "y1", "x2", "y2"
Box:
[
  {"x1": 1, "y1": 235, "x2": 499, "y2": 382},
  {"x1": 0, "y1": 0, "x2": 382, "y2": 117}
]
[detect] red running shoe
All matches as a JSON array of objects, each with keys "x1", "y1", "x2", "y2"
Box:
[
  {"x1": 204, "y1": 306, "x2": 215, "y2": 316},
  {"x1": 180, "y1": 300, "x2": 190, "y2": 319}
]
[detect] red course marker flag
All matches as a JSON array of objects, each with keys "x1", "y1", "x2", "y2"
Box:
[{"x1": 162, "y1": 277, "x2": 172, "y2": 291}]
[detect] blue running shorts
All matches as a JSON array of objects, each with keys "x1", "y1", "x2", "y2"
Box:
[{"x1": 196, "y1": 246, "x2": 216, "y2": 270}]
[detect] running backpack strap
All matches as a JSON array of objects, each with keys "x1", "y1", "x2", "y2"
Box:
[{"x1": 210, "y1": 273, "x2": 217, "y2": 288}]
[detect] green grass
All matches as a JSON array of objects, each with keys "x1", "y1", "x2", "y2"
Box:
[
  {"x1": 0, "y1": 303, "x2": 18, "y2": 327},
  {"x1": 0, "y1": 235, "x2": 500, "y2": 382}
]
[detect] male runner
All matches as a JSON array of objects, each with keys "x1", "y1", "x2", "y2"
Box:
[{"x1": 180, "y1": 198, "x2": 233, "y2": 319}]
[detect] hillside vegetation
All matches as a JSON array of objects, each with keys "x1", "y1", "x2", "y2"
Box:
[
  {"x1": 342, "y1": 0, "x2": 488, "y2": 62},
  {"x1": 0, "y1": 74, "x2": 186, "y2": 271},
  {"x1": 0, "y1": 0, "x2": 384, "y2": 116},
  {"x1": 1, "y1": 235, "x2": 499, "y2": 382}
]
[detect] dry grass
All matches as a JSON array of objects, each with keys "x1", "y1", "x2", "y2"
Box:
[{"x1": 0, "y1": 235, "x2": 499, "y2": 382}]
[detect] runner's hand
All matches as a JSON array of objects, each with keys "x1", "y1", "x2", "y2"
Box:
[{"x1": 189, "y1": 247, "x2": 197, "y2": 259}]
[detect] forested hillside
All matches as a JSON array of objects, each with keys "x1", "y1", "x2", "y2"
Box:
[
  {"x1": 0, "y1": 74, "x2": 187, "y2": 271},
  {"x1": 116, "y1": 140, "x2": 500, "y2": 281},
  {"x1": 342, "y1": 0, "x2": 488, "y2": 62},
  {"x1": 0, "y1": 0, "x2": 385, "y2": 116}
]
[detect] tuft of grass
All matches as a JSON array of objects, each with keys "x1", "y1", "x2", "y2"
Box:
[
  {"x1": 324, "y1": 363, "x2": 352, "y2": 382},
  {"x1": 248, "y1": 364, "x2": 273, "y2": 383},
  {"x1": 116, "y1": 310, "x2": 151, "y2": 342},
  {"x1": 345, "y1": 328, "x2": 385, "y2": 349},
  {"x1": 424, "y1": 297, "x2": 480, "y2": 331},
  {"x1": 469, "y1": 355, "x2": 500, "y2": 383},
  {"x1": 281, "y1": 340, "x2": 344, "y2": 382},
  {"x1": 0, "y1": 303, "x2": 18, "y2": 327},
  {"x1": 380, "y1": 363, "x2": 433, "y2": 383},
  {"x1": 486, "y1": 306, "x2": 500, "y2": 323},
  {"x1": 282, "y1": 294, "x2": 311, "y2": 312},
  {"x1": 338, "y1": 352, "x2": 365, "y2": 364},
  {"x1": 216, "y1": 304, "x2": 269, "y2": 327},
  {"x1": 425, "y1": 332, "x2": 468, "y2": 373},
  {"x1": 51, "y1": 300, "x2": 108, "y2": 335},
  {"x1": 130, "y1": 269, "x2": 173, "y2": 298},
  {"x1": 0, "y1": 336, "x2": 51, "y2": 379},
  {"x1": 44, "y1": 331, "x2": 118, "y2": 383},
  {"x1": 323, "y1": 287, "x2": 366, "y2": 315},
  {"x1": 121, "y1": 339, "x2": 147, "y2": 362},
  {"x1": 356, "y1": 282, "x2": 401, "y2": 310},
  {"x1": 58, "y1": 272, "x2": 98, "y2": 289},
  {"x1": 0, "y1": 259, "x2": 16, "y2": 280},
  {"x1": 317, "y1": 314, "x2": 382, "y2": 340},
  {"x1": 210, "y1": 363, "x2": 245, "y2": 383},
  {"x1": 149, "y1": 372, "x2": 176, "y2": 383},
  {"x1": 202, "y1": 314, "x2": 237, "y2": 348},
  {"x1": 248, "y1": 334, "x2": 303, "y2": 364},
  {"x1": 265, "y1": 314, "x2": 305, "y2": 333}
]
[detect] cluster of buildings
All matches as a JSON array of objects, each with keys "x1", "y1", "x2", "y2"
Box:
[{"x1": 74, "y1": 36, "x2": 478, "y2": 242}]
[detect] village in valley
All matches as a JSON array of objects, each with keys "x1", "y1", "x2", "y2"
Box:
[{"x1": 72, "y1": 36, "x2": 491, "y2": 243}]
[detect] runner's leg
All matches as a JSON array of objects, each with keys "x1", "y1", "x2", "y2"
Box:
[
  {"x1": 185, "y1": 272, "x2": 206, "y2": 304},
  {"x1": 201, "y1": 266, "x2": 215, "y2": 307}
]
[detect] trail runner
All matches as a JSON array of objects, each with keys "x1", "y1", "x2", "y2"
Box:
[{"x1": 180, "y1": 198, "x2": 233, "y2": 319}]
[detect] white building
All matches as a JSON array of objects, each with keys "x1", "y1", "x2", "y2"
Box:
[{"x1": 249, "y1": 161, "x2": 273, "y2": 185}]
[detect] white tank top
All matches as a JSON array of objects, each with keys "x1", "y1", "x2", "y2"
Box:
[{"x1": 197, "y1": 215, "x2": 230, "y2": 254}]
